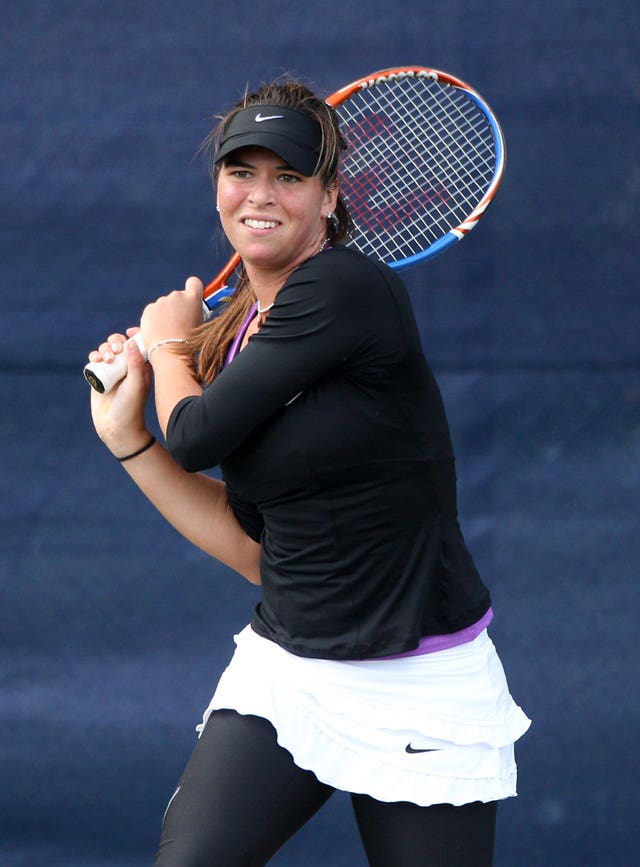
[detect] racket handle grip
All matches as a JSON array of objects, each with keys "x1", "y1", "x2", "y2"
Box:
[{"x1": 83, "y1": 332, "x2": 146, "y2": 394}]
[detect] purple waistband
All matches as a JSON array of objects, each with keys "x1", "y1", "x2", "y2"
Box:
[{"x1": 372, "y1": 608, "x2": 494, "y2": 661}]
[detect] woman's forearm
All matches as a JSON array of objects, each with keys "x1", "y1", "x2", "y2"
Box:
[
  {"x1": 118, "y1": 438, "x2": 261, "y2": 584},
  {"x1": 149, "y1": 348, "x2": 202, "y2": 436}
]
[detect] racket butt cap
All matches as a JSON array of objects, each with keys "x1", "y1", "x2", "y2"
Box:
[{"x1": 83, "y1": 366, "x2": 106, "y2": 393}]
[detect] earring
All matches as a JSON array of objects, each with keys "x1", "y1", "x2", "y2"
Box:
[{"x1": 325, "y1": 211, "x2": 334, "y2": 221}]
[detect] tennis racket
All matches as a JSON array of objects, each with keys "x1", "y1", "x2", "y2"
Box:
[{"x1": 84, "y1": 65, "x2": 505, "y2": 392}]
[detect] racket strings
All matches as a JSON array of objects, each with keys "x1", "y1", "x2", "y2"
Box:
[
  {"x1": 347, "y1": 86, "x2": 492, "y2": 255},
  {"x1": 343, "y1": 80, "x2": 494, "y2": 242},
  {"x1": 336, "y1": 76, "x2": 497, "y2": 262}
]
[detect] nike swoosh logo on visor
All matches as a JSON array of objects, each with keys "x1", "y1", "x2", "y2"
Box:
[
  {"x1": 405, "y1": 744, "x2": 439, "y2": 754},
  {"x1": 255, "y1": 113, "x2": 284, "y2": 123}
]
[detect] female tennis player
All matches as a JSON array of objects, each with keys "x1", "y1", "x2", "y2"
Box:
[{"x1": 88, "y1": 79, "x2": 530, "y2": 866}]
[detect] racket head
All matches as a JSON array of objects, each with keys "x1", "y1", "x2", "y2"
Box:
[{"x1": 328, "y1": 66, "x2": 506, "y2": 270}]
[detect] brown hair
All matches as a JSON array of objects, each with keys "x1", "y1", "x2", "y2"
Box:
[{"x1": 184, "y1": 78, "x2": 353, "y2": 384}]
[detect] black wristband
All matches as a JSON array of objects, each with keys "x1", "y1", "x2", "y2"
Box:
[{"x1": 115, "y1": 435, "x2": 156, "y2": 463}]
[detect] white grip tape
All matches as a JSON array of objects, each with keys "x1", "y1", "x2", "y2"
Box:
[{"x1": 83, "y1": 332, "x2": 146, "y2": 394}]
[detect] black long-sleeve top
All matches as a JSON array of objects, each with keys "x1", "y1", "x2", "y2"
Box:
[{"x1": 167, "y1": 246, "x2": 490, "y2": 659}]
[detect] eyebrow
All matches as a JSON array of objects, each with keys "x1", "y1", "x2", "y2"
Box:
[{"x1": 224, "y1": 156, "x2": 298, "y2": 172}]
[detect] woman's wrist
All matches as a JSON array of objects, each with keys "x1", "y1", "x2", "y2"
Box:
[
  {"x1": 146, "y1": 338, "x2": 190, "y2": 363},
  {"x1": 100, "y1": 429, "x2": 155, "y2": 462},
  {"x1": 114, "y1": 434, "x2": 156, "y2": 463}
]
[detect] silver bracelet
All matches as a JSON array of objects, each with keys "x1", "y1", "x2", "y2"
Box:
[{"x1": 146, "y1": 338, "x2": 189, "y2": 362}]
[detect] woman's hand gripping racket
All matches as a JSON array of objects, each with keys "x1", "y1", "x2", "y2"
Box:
[{"x1": 84, "y1": 65, "x2": 505, "y2": 392}]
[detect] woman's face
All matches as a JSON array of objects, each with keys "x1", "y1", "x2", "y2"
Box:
[{"x1": 217, "y1": 147, "x2": 338, "y2": 277}]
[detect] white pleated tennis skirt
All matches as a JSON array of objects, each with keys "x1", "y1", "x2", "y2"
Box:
[{"x1": 198, "y1": 624, "x2": 531, "y2": 807}]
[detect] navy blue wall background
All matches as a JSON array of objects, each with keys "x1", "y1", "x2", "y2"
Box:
[{"x1": 2, "y1": 1, "x2": 638, "y2": 865}]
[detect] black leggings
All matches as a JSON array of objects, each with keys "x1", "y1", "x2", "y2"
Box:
[{"x1": 153, "y1": 709, "x2": 497, "y2": 867}]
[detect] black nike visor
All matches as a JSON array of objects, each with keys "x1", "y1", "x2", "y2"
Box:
[{"x1": 215, "y1": 105, "x2": 323, "y2": 177}]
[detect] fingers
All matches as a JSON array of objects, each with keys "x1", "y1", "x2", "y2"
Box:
[
  {"x1": 125, "y1": 334, "x2": 144, "y2": 363},
  {"x1": 185, "y1": 275, "x2": 204, "y2": 296},
  {"x1": 87, "y1": 333, "x2": 128, "y2": 364},
  {"x1": 150, "y1": 277, "x2": 204, "y2": 308},
  {"x1": 124, "y1": 335, "x2": 150, "y2": 380}
]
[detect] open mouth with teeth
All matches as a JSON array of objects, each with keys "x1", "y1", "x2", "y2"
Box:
[{"x1": 244, "y1": 219, "x2": 279, "y2": 229}]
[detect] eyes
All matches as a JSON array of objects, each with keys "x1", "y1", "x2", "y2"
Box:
[
  {"x1": 278, "y1": 172, "x2": 302, "y2": 184},
  {"x1": 226, "y1": 168, "x2": 303, "y2": 184}
]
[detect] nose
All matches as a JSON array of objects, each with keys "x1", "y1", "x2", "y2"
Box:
[{"x1": 248, "y1": 175, "x2": 276, "y2": 207}]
